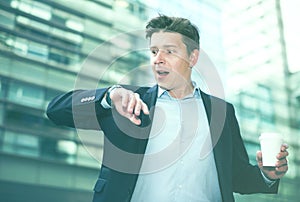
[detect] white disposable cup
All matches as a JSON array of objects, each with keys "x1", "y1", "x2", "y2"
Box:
[{"x1": 259, "y1": 132, "x2": 283, "y2": 167}]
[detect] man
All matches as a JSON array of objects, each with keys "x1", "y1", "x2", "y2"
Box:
[{"x1": 47, "y1": 15, "x2": 288, "y2": 202}]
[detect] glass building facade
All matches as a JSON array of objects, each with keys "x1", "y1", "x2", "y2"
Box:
[
  {"x1": 223, "y1": 0, "x2": 300, "y2": 201},
  {"x1": 0, "y1": 0, "x2": 299, "y2": 201},
  {"x1": 0, "y1": 0, "x2": 149, "y2": 201}
]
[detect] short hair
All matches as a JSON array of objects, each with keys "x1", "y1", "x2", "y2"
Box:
[{"x1": 145, "y1": 14, "x2": 200, "y2": 55}]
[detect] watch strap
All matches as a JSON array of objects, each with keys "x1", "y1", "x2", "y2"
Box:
[{"x1": 105, "y1": 85, "x2": 122, "y2": 106}]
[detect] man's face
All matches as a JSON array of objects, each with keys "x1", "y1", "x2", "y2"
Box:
[{"x1": 149, "y1": 31, "x2": 195, "y2": 92}]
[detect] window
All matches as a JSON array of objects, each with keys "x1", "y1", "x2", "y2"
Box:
[
  {"x1": 0, "y1": 9, "x2": 15, "y2": 29},
  {"x1": 0, "y1": 128, "x2": 3, "y2": 150},
  {"x1": 39, "y1": 136, "x2": 58, "y2": 159},
  {"x1": 11, "y1": 0, "x2": 52, "y2": 20},
  {"x1": 13, "y1": 37, "x2": 28, "y2": 55},
  {"x1": 51, "y1": 14, "x2": 65, "y2": 26},
  {"x1": 240, "y1": 92, "x2": 257, "y2": 111},
  {"x1": 16, "y1": 16, "x2": 50, "y2": 32},
  {"x1": 10, "y1": 60, "x2": 47, "y2": 86},
  {"x1": 8, "y1": 81, "x2": 45, "y2": 108},
  {"x1": 46, "y1": 69, "x2": 76, "y2": 91},
  {"x1": 81, "y1": 37, "x2": 100, "y2": 54},
  {"x1": 0, "y1": 103, "x2": 4, "y2": 126},
  {"x1": 40, "y1": 137, "x2": 77, "y2": 163},
  {"x1": 56, "y1": 140, "x2": 77, "y2": 163},
  {"x1": 4, "y1": 107, "x2": 44, "y2": 129},
  {"x1": 238, "y1": 85, "x2": 275, "y2": 125},
  {"x1": 3, "y1": 130, "x2": 39, "y2": 157},
  {"x1": 31, "y1": 1, "x2": 52, "y2": 20},
  {"x1": 50, "y1": 27, "x2": 83, "y2": 45},
  {"x1": 27, "y1": 41, "x2": 49, "y2": 61},
  {"x1": 48, "y1": 47, "x2": 82, "y2": 68},
  {"x1": 65, "y1": 18, "x2": 84, "y2": 32},
  {"x1": 0, "y1": 77, "x2": 7, "y2": 99},
  {"x1": 48, "y1": 48, "x2": 70, "y2": 65},
  {"x1": 0, "y1": 54, "x2": 11, "y2": 76},
  {"x1": 51, "y1": 8, "x2": 68, "y2": 26},
  {"x1": 257, "y1": 85, "x2": 274, "y2": 124}
]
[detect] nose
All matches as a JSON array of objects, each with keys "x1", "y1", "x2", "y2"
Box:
[{"x1": 154, "y1": 50, "x2": 165, "y2": 65}]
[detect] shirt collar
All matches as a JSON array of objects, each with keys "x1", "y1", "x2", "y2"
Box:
[{"x1": 157, "y1": 81, "x2": 201, "y2": 99}]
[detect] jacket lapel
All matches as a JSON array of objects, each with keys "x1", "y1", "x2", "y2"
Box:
[
  {"x1": 126, "y1": 86, "x2": 158, "y2": 201},
  {"x1": 143, "y1": 85, "x2": 158, "y2": 108},
  {"x1": 201, "y1": 91, "x2": 230, "y2": 201},
  {"x1": 138, "y1": 85, "x2": 158, "y2": 153}
]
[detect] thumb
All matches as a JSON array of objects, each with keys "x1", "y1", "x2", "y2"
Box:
[{"x1": 256, "y1": 151, "x2": 263, "y2": 168}]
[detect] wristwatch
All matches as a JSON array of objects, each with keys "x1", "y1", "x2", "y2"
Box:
[{"x1": 105, "y1": 85, "x2": 122, "y2": 106}]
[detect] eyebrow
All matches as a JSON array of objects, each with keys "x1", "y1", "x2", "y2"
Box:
[{"x1": 150, "y1": 44, "x2": 178, "y2": 49}]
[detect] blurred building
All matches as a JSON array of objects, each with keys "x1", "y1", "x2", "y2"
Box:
[
  {"x1": 222, "y1": 0, "x2": 300, "y2": 201},
  {"x1": 0, "y1": 0, "x2": 149, "y2": 201},
  {"x1": 0, "y1": 0, "x2": 299, "y2": 202},
  {"x1": 0, "y1": 0, "x2": 224, "y2": 201}
]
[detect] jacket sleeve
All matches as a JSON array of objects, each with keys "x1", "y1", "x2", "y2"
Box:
[
  {"x1": 46, "y1": 88, "x2": 109, "y2": 130},
  {"x1": 230, "y1": 104, "x2": 280, "y2": 194}
]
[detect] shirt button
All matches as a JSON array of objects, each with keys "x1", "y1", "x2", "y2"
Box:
[{"x1": 178, "y1": 185, "x2": 182, "y2": 189}]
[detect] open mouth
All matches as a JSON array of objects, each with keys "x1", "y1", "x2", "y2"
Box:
[{"x1": 157, "y1": 70, "x2": 169, "y2": 76}]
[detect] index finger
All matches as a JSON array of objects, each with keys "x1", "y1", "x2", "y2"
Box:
[
  {"x1": 256, "y1": 151, "x2": 262, "y2": 161},
  {"x1": 141, "y1": 102, "x2": 149, "y2": 115},
  {"x1": 281, "y1": 143, "x2": 289, "y2": 152}
]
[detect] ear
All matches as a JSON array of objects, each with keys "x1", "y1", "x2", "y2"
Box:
[{"x1": 189, "y1": 49, "x2": 199, "y2": 67}]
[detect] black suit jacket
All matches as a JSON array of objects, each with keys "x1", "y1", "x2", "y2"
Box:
[{"x1": 47, "y1": 85, "x2": 279, "y2": 202}]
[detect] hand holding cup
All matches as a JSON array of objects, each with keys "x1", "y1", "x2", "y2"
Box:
[{"x1": 257, "y1": 132, "x2": 289, "y2": 180}]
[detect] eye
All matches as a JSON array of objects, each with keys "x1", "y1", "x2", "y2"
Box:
[
  {"x1": 166, "y1": 49, "x2": 175, "y2": 54},
  {"x1": 151, "y1": 49, "x2": 158, "y2": 55}
]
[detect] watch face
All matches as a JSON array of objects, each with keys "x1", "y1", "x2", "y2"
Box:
[{"x1": 109, "y1": 85, "x2": 122, "y2": 93}]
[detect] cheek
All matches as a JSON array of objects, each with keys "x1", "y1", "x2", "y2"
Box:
[
  {"x1": 172, "y1": 59, "x2": 188, "y2": 70},
  {"x1": 151, "y1": 66, "x2": 155, "y2": 73},
  {"x1": 173, "y1": 54, "x2": 189, "y2": 64},
  {"x1": 151, "y1": 64, "x2": 157, "y2": 76}
]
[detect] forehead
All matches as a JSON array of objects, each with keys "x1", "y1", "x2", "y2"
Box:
[{"x1": 150, "y1": 31, "x2": 184, "y2": 48}]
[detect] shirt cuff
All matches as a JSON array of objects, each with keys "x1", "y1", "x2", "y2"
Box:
[
  {"x1": 101, "y1": 94, "x2": 112, "y2": 109},
  {"x1": 260, "y1": 170, "x2": 277, "y2": 187}
]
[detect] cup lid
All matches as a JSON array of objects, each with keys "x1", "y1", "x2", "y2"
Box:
[{"x1": 259, "y1": 132, "x2": 282, "y2": 140}]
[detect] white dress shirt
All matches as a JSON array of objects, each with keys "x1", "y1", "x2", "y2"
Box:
[{"x1": 130, "y1": 85, "x2": 222, "y2": 202}]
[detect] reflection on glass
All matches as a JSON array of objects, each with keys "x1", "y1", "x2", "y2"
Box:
[
  {"x1": 0, "y1": 9, "x2": 15, "y2": 29},
  {"x1": 3, "y1": 131, "x2": 39, "y2": 157},
  {"x1": 8, "y1": 81, "x2": 45, "y2": 108},
  {"x1": 11, "y1": 0, "x2": 52, "y2": 20}
]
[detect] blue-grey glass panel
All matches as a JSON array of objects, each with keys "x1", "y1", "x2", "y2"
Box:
[
  {"x1": 7, "y1": 81, "x2": 45, "y2": 108},
  {"x1": 3, "y1": 131, "x2": 39, "y2": 157},
  {"x1": 0, "y1": 9, "x2": 15, "y2": 29}
]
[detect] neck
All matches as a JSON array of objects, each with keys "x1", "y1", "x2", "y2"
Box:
[{"x1": 168, "y1": 82, "x2": 194, "y2": 99}]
